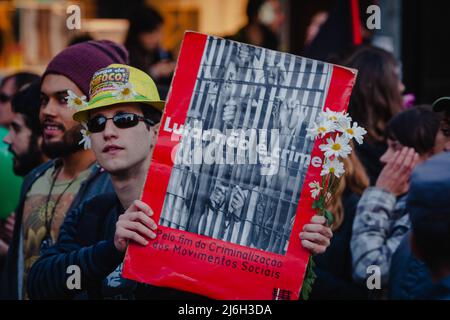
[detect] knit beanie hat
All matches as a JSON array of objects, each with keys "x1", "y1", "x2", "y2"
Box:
[{"x1": 42, "y1": 40, "x2": 129, "y2": 96}]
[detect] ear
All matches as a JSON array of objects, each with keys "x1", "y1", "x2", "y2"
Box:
[
  {"x1": 410, "y1": 232, "x2": 425, "y2": 262},
  {"x1": 151, "y1": 122, "x2": 160, "y2": 137},
  {"x1": 150, "y1": 123, "x2": 160, "y2": 148}
]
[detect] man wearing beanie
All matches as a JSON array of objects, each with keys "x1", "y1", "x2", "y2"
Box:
[
  {"x1": 0, "y1": 40, "x2": 128, "y2": 300},
  {"x1": 27, "y1": 64, "x2": 332, "y2": 300}
]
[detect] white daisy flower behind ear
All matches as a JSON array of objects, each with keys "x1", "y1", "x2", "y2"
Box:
[
  {"x1": 79, "y1": 122, "x2": 91, "y2": 150},
  {"x1": 321, "y1": 158, "x2": 345, "y2": 178},
  {"x1": 112, "y1": 83, "x2": 137, "y2": 101},
  {"x1": 309, "y1": 181, "x2": 323, "y2": 199},
  {"x1": 319, "y1": 135, "x2": 352, "y2": 159},
  {"x1": 66, "y1": 90, "x2": 87, "y2": 110}
]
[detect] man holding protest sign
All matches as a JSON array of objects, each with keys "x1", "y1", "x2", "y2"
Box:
[{"x1": 27, "y1": 63, "x2": 332, "y2": 300}]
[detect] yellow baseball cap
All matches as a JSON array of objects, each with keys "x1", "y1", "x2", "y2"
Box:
[{"x1": 73, "y1": 64, "x2": 165, "y2": 123}]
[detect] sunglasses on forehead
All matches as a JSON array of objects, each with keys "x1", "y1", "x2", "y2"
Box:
[{"x1": 87, "y1": 112, "x2": 156, "y2": 133}]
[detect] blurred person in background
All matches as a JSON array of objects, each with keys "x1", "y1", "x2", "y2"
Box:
[
  {"x1": 431, "y1": 97, "x2": 450, "y2": 153},
  {"x1": 68, "y1": 33, "x2": 94, "y2": 47},
  {"x1": 406, "y1": 152, "x2": 450, "y2": 300},
  {"x1": 389, "y1": 97, "x2": 450, "y2": 300},
  {"x1": 0, "y1": 72, "x2": 40, "y2": 128},
  {"x1": 125, "y1": 5, "x2": 175, "y2": 100},
  {"x1": 304, "y1": 11, "x2": 329, "y2": 48},
  {"x1": 258, "y1": 0, "x2": 285, "y2": 36},
  {"x1": 0, "y1": 73, "x2": 39, "y2": 274},
  {"x1": 345, "y1": 46, "x2": 405, "y2": 185},
  {"x1": 228, "y1": 0, "x2": 285, "y2": 51},
  {"x1": 351, "y1": 105, "x2": 444, "y2": 299},
  {"x1": 4, "y1": 81, "x2": 48, "y2": 176},
  {"x1": 1, "y1": 81, "x2": 49, "y2": 268},
  {"x1": 304, "y1": 0, "x2": 375, "y2": 63},
  {"x1": 310, "y1": 147, "x2": 371, "y2": 300}
]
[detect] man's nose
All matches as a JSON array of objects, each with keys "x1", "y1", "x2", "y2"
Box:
[
  {"x1": 3, "y1": 132, "x2": 12, "y2": 145},
  {"x1": 379, "y1": 150, "x2": 391, "y2": 164},
  {"x1": 41, "y1": 99, "x2": 58, "y2": 117},
  {"x1": 102, "y1": 118, "x2": 118, "y2": 139}
]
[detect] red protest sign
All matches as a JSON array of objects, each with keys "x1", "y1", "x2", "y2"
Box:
[{"x1": 122, "y1": 32, "x2": 357, "y2": 300}]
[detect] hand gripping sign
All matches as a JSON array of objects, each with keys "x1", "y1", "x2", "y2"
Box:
[{"x1": 122, "y1": 32, "x2": 358, "y2": 300}]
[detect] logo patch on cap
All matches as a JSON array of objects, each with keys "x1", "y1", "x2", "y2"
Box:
[{"x1": 89, "y1": 67, "x2": 130, "y2": 97}]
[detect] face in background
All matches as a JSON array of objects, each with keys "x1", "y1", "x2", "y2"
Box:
[
  {"x1": 40, "y1": 74, "x2": 84, "y2": 159},
  {"x1": 266, "y1": 64, "x2": 280, "y2": 85},
  {"x1": 279, "y1": 98, "x2": 303, "y2": 132},
  {"x1": 259, "y1": 0, "x2": 286, "y2": 33},
  {"x1": 380, "y1": 139, "x2": 402, "y2": 164},
  {"x1": 89, "y1": 103, "x2": 158, "y2": 176},
  {"x1": 264, "y1": 54, "x2": 286, "y2": 85},
  {"x1": 138, "y1": 25, "x2": 163, "y2": 52},
  {"x1": 380, "y1": 138, "x2": 430, "y2": 165},
  {"x1": 434, "y1": 113, "x2": 450, "y2": 153},
  {"x1": 209, "y1": 182, "x2": 227, "y2": 209},
  {"x1": 236, "y1": 45, "x2": 252, "y2": 68},
  {"x1": 3, "y1": 113, "x2": 43, "y2": 176},
  {"x1": 0, "y1": 78, "x2": 17, "y2": 127}
]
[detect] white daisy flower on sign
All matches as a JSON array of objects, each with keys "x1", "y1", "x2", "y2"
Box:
[
  {"x1": 339, "y1": 122, "x2": 367, "y2": 145},
  {"x1": 306, "y1": 120, "x2": 337, "y2": 140},
  {"x1": 112, "y1": 83, "x2": 137, "y2": 101},
  {"x1": 320, "y1": 108, "x2": 351, "y2": 124},
  {"x1": 309, "y1": 181, "x2": 323, "y2": 199},
  {"x1": 319, "y1": 135, "x2": 352, "y2": 159},
  {"x1": 79, "y1": 122, "x2": 91, "y2": 150},
  {"x1": 321, "y1": 158, "x2": 345, "y2": 178},
  {"x1": 336, "y1": 116, "x2": 352, "y2": 131},
  {"x1": 66, "y1": 90, "x2": 87, "y2": 110}
]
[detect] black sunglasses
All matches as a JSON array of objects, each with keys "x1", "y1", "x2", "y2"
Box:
[
  {"x1": 0, "y1": 93, "x2": 11, "y2": 103},
  {"x1": 87, "y1": 112, "x2": 156, "y2": 133}
]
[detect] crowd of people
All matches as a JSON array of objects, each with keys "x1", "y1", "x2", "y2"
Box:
[
  {"x1": 0, "y1": 1, "x2": 449, "y2": 300},
  {"x1": 0, "y1": 37, "x2": 332, "y2": 300}
]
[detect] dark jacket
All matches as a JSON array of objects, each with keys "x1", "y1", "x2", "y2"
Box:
[
  {"x1": 27, "y1": 193, "x2": 205, "y2": 300},
  {"x1": 388, "y1": 233, "x2": 434, "y2": 300},
  {"x1": 0, "y1": 159, "x2": 113, "y2": 300},
  {"x1": 419, "y1": 276, "x2": 450, "y2": 300},
  {"x1": 310, "y1": 189, "x2": 369, "y2": 300}
]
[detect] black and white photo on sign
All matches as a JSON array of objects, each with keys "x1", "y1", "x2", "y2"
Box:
[{"x1": 159, "y1": 36, "x2": 332, "y2": 255}]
